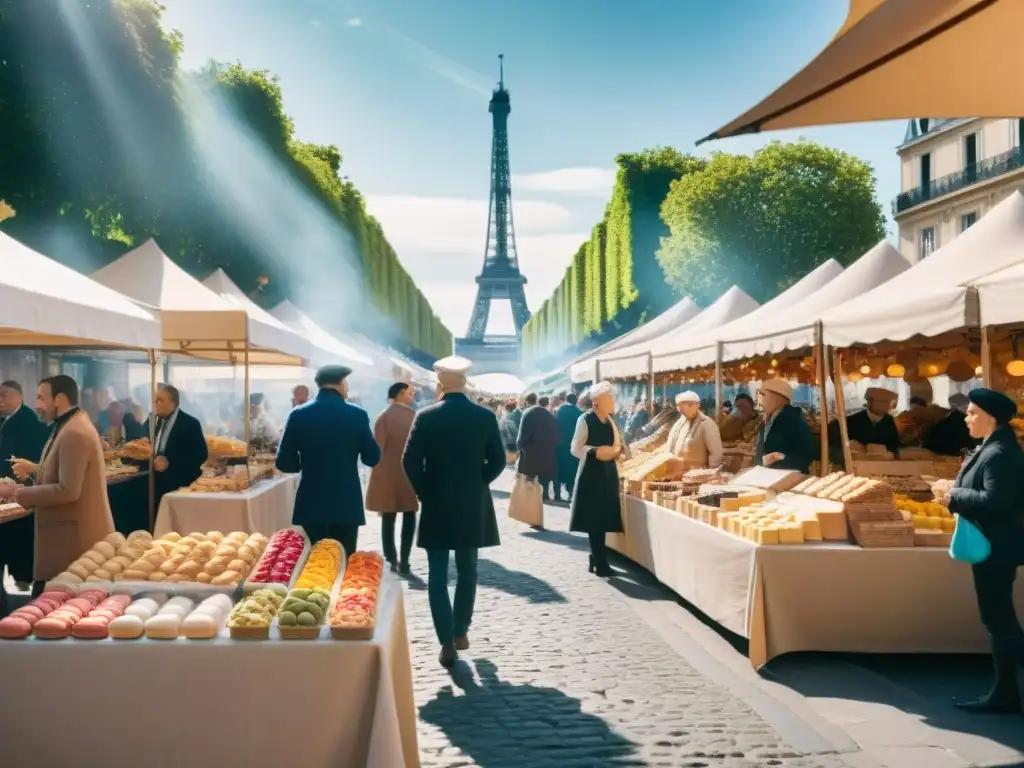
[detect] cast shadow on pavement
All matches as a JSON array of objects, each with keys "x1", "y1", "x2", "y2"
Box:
[
  {"x1": 520, "y1": 529, "x2": 591, "y2": 552},
  {"x1": 763, "y1": 651, "x2": 1024, "y2": 759},
  {"x1": 405, "y1": 558, "x2": 567, "y2": 604},
  {"x1": 419, "y1": 658, "x2": 641, "y2": 767}
]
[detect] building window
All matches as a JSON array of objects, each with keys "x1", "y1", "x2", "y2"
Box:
[
  {"x1": 961, "y1": 211, "x2": 977, "y2": 232},
  {"x1": 920, "y1": 227, "x2": 936, "y2": 259},
  {"x1": 919, "y1": 152, "x2": 931, "y2": 196}
]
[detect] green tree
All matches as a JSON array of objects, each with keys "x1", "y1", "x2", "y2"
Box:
[{"x1": 658, "y1": 140, "x2": 885, "y2": 304}]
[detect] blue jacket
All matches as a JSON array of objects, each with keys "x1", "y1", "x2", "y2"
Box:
[{"x1": 276, "y1": 389, "x2": 381, "y2": 526}]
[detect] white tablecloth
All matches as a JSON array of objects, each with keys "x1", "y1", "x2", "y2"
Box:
[
  {"x1": 0, "y1": 576, "x2": 420, "y2": 767},
  {"x1": 153, "y1": 474, "x2": 298, "y2": 537}
]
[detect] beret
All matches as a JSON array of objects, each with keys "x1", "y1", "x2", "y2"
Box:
[
  {"x1": 967, "y1": 387, "x2": 1017, "y2": 424},
  {"x1": 314, "y1": 365, "x2": 353, "y2": 386}
]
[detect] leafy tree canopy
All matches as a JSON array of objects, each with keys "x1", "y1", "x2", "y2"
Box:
[{"x1": 657, "y1": 140, "x2": 885, "y2": 305}]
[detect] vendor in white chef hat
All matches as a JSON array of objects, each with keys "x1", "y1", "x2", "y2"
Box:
[{"x1": 666, "y1": 391, "x2": 723, "y2": 469}]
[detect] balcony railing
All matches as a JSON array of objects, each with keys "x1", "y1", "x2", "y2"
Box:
[{"x1": 893, "y1": 146, "x2": 1024, "y2": 215}]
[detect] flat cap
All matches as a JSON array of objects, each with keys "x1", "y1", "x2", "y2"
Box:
[
  {"x1": 865, "y1": 387, "x2": 898, "y2": 402},
  {"x1": 967, "y1": 387, "x2": 1018, "y2": 424},
  {"x1": 315, "y1": 364, "x2": 353, "y2": 386},
  {"x1": 675, "y1": 391, "x2": 700, "y2": 404}
]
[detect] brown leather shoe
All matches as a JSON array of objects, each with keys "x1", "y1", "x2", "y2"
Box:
[
  {"x1": 454, "y1": 634, "x2": 470, "y2": 651},
  {"x1": 439, "y1": 643, "x2": 457, "y2": 667}
]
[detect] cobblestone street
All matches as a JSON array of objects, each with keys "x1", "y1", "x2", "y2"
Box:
[{"x1": 362, "y1": 473, "x2": 855, "y2": 768}]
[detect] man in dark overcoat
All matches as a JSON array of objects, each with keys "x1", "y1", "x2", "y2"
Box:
[
  {"x1": 516, "y1": 393, "x2": 561, "y2": 502},
  {"x1": 555, "y1": 392, "x2": 583, "y2": 499},
  {"x1": 276, "y1": 365, "x2": 381, "y2": 556},
  {"x1": 0, "y1": 380, "x2": 48, "y2": 610},
  {"x1": 402, "y1": 356, "x2": 505, "y2": 667}
]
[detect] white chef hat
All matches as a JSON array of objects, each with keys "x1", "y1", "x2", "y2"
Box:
[
  {"x1": 675, "y1": 391, "x2": 700, "y2": 404},
  {"x1": 587, "y1": 381, "x2": 615, "y2": 401},
  {"x1": 433, "y1": 356, "x2": 472, "y2": 393}
]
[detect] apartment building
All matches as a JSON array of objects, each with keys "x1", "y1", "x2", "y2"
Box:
[{"x1": 894, "y1": 118, "x2": 1024, "y2": 263}]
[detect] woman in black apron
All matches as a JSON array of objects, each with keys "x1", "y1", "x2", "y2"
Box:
[{"x1": 569, "y1": 381, "x2": 627, "y2": 577}]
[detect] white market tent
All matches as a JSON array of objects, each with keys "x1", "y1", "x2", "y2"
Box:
[
  {"x1": 975, "y1": 260, "x2": 1024, "y2": 327},
  {"x1": 270, "y1": 300, "x2": 373, "y2": 369},
  {"x1": 599, "y1": 286, "x2": 760, "y2": 379},
  {"x1": 721, "y1": 241, "x2": 910, "y2": 362},
  {"x1": 655, "y1": 259, "x2": 844, "y2": 373},
  {"x1": 92, "y1": 240, "x2": 304, "y2": 365},
  {"x1": 822, "y1": 191, "x2": 1024, "y2": 347},
  {"x1": 569, "y1": 296, "x2": 702, "y2": 384},
  {"x1": 0, "y1": 231, "x2": 161, "y2": 349},
  {"x1": 202, "y1": 269, "x2": 310, "y2": 364},
  {"x1": 469, "y1": 372, "x2": 526, "y2": 395}
]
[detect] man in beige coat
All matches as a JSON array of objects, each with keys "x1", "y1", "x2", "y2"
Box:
[
  {"x1": 365, "y1": 382, "x2": 418, "y2": 574},
  {"x1": 0, "y1": 375, "x2": 114, "y2": 590},
  {"x1": 666, "y1": 391, "x2": 724, "y2": 469}
]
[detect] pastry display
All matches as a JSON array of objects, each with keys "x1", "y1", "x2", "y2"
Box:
[
  {"x1": 0, "y1": 502, "x2": 28, "y2": 524},
  {"x1": 104, "y1": 462, "x2": 140, "y2": 480},
  {"x1": 54, "y1": 529, "x2": 268, "y2": 589},
  {"x1": 121, "y1": 438, "x2": 152, "y2": 460},
  {"x1": 277, "y1": 587, "x2": 333, "y2": 639},
  {"x1": 330, "y1": 552, "x2": 385, "y2": 640},
  {"x1": 180, "y1": 471, "x2": 250, "y2": 493},
  {"x1": 0, "y1": 587, "x2": 75, "y2": 639},
  {"x1": 109, "y1": 595, "x2": 168, "y2": 639},
  {"x1": 145, "y1": 596, "x2": 196, "y2": 639},
  {"x1": 294, "y1": 539, "x2": 344, "y2": 592},
  {"x1": 228, "y1": 588, "x2": 284, "y2": 639},
  {"x1": 205, "y1": 435, "x2": 247, "y2": 458},
  {"x1": 182, "y1": 594, "x2": 234, "y2": 639},
  {"x1": 70, "y1": 595, "x2": 133, "y2": 639},
  {"x1": 246, "y1": 528, "x2": 306, "y2": 591},
  {"x1": 34, "y1": 588, "x2": 110, "y2": 639}
]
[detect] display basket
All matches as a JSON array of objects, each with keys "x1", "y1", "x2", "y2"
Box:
[
  {"x1": 329, "y1": 561, "x2": 386, "y2": 641},
  {"x1": 275, "y1": 547, "x2": 347, "y2": 640},
  {"x1": 242, "y1": 526, "x2": 311, "y2": 595}
]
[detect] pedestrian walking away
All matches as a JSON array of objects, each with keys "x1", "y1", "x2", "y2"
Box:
[
  {"x1": 516, "y1": 393, "x2": 560, "y2": 503},
  {"x1": 365, "y1": 381, "x2": 419, "y2": 575},
  {"x1": 554, "y1": 391, "x2": 582, "y2": 500},
  {"x1": 276, "y1": 364, "x2": 381, "y2": 557},
  {"x1": 402, "y1": 356, "x2": 506, "y2": 667},
  {"x1": 569, "y1": 380, "x2": 628, "y2": 578}
]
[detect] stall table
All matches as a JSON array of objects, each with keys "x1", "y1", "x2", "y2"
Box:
[
  {"x1": 0, "y1": 575, "x2": 419, "y2": 768},
  {"x1": 153, "y1": 473, "x2": 298, "y2": 537},
  {"x1": 611, "y1": 496, "x2": 1024, "y2": 668}
]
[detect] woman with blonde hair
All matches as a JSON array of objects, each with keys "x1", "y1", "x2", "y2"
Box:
[{"x1": 568, "y1": 381, "x2": 628, "y2": 577}]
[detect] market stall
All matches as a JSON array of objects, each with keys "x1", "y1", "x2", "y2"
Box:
[
  {"x1": 153, "y1": 472, "x2": 298, "y2": 537},
  {"x1": 92, "y1": 240, "x2": 309, "y2": 531},
  {"x1": 0, "y1": 529, "x2": 419, "y2": 767},
  {"x1": 569, "y1": 296, "x2": 702, "y2": 384}
]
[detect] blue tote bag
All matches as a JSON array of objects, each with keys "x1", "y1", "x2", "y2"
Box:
[{"x1": 949, "y1": 514, "x2": 991, "y2": 564}]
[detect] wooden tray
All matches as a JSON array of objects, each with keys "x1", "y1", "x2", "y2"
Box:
[
  {"x1": 329, "y1": 571, "x2": 385, "y2": 641},
  {"x1": 242, "y1": 526, "x2": 311, "y2": 595},
  {"x1": 273, "y1": 543, "x2": 347, "y2": 640},
  {"x1": 228, "y1": 624, "x2": 271, "y2": 640}
]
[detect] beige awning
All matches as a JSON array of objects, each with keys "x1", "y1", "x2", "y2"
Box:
[{"x1": 699, "y1": 0, "x2": 1015, "y2": 144}]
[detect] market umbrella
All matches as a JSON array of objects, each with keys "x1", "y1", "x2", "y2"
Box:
[{"x1": 698, "y1": 0, "x2": 1018, "y2": 144}]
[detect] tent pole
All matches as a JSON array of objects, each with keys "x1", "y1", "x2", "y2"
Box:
[
  {"x1": 147, "y1": 352, "x2": 156, "y2": 532},
  {"x1": 981, "y1": 325, "x2": 992, "y2": 387},
  {"x1": 714, "y1": 341, "x2": 724, "y2": 417},
  {"x1": 832, "y1": 349, "x2": 854, "y2": 473},
  {"x1": 646, "y1": 353, "x2": 654, "y2": 419},
  {"x1": 814, "y1": 322, "x2": 829, "y2": 476}
]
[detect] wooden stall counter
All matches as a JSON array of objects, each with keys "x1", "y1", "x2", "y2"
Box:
[{"x1": 612, "y1": 496, "x2": 1024, "y2": 669}]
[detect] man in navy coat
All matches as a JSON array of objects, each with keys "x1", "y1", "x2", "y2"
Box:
[
  {"x1": 403, "y1": 356, "x2": 505, "y2": 667},
  {"x1": 276, "y1": 365, "x2": 381, "y2": 556}
]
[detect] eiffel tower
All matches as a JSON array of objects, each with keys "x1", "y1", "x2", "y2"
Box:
[{"x1": 454, "y1": 55, "x2": 530, "y2": 373}]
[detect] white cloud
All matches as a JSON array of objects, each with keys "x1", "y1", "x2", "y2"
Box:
[
  {"x1": 365, "y1": 194, "x2": 587, "y2": 335},
  {"x1": 345, "y1": 18, "x2": 362, "y2": 27},
  {"x1": 513, "y1": 167, "x2": 616, "y2": 198}
]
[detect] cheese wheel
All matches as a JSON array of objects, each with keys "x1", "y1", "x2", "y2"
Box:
[
  {"x1": 109, "y1": 614, "x2": 145, "y2": 639},
  {"x1": 145, "y1": 614, "x2": 181, "y2": 639},
  {"x1": 182, "y1": 613, "x2": 219, "y2": 639}
]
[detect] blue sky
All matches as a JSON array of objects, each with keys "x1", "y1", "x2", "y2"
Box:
[{"x1": 162, "y1": 0, "x2": 903, "y2": 336}]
